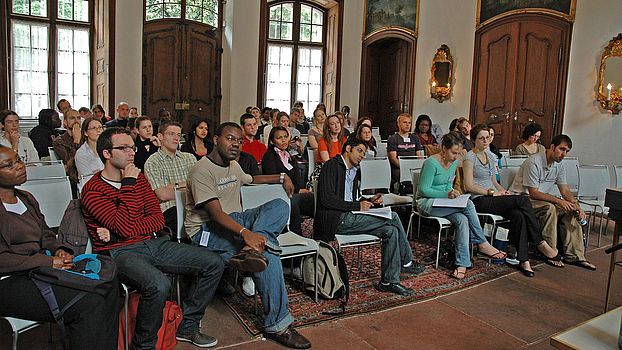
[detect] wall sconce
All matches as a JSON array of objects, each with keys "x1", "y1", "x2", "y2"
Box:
[
  {"x1": 430, "y1": 44, "x2": 453, "y2": 103},
  {"x1": 597, "y1": 33, "x2": 622, "y2": 114}
]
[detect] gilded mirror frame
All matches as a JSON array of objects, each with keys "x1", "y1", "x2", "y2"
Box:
[
  {"x1": 430, "y1": 44, "x2": 453, "y2": 103},
  {"x1": 597, "y1": 33, "x2": 622, "y2": 115}
]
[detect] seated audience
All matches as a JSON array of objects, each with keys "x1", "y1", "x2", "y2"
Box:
[
  {"x1": 181, "y1": 117, "x2": 214, "y2": 160},
  {"x1": 341, "y1": 105, "x2": 356, "y2": 131},
  {"x1": 276, "y1": 112, "x2": 303, "y2": 156},
  {"x1": 510, "y1": 134, "x2": 596, "y2": 270},
  {"x1": 387, "y1": 113, "x2": 424, "y2": 190},
  {"x1": 315, "y1": 137, "x2": 425, "y2": 296},
  {"x1": 75, "y1": 117, "x2": 104, "y2": 190},
  {"x1": 53, "y1": 109, "x2": 82, "y2": 184},
  {"x1": 261, "y1": 108, "x2": 280, "y2": 145},
  {"x1": 355, "y1": 124, "x2": 376, "y2": 158},
  {"x1": 78, "y1": 107, "x2": 92, "y2": 119},
  {"x1": 185, "y1": 122, "x2": 311, "y2": 349},
  {"x1": 133, "y1": 116, "x2": 160, "y2": 170},
  {"x1": 0, "y1": 145, "x2": 120, "y2": 350},
  {"x1": 356, "y1": 117, "x2": 377, "y2": 147},
  {"x1": 262, "y1": 126, "x2": 314, "y2": 235},
  {"x1": 307, "y1": 108, "x2": 326, "y2": 149},
  {"x1": 0, "y1": 110, "x2": 39, "y2": 163},
  {"x1": 238, "y1": 151, "x2": 260, "y2": 176},
  {"x1": 448, "y1": 118, "x2": 459, "y2": 134},
  {"x1": 463, "y1": 124, "x2": 558, "y2": 277},
  {"x1": 291, "y1": 107, "x2": 310, "y2": 134},
  {"x1": 257, "y1": 110, "x2": 272, "y2": 139},
  {"x1": 129, "y1": 107, "x2": 139, "y2": 118},
  {"x1": 240, "y1": 113, "x2": 267, "y2": 164},
  {"x1": 57, "y1": 99, "x2": 71, "y2": 114},
  {"x1": 514, "y1": 122, "x2": 545, "y2": 155},
  {"x1": 152, "y1": 108, "x2": 173, "y2": 135},
  {"x1": 92, "y1": 104, "x2": 112, "y2": 124},
  {"x1": 317, "y1": 114, "x2": 347, "y2": 164},
  {"x1": 334, "y1": 111, "x2": 351, "y2": 136},
  {"x1": 456, "y1": 117, "x2": 474, "y2": 151},
  {"x1": 105, "y1": 102, "x2": 130, "y2": 129},
  {"x1": 315, "y1": 103, "x2": 326, "y2": 113},
  {"x1": 249, "y1": 107, "x2": 262, "y2": 140},
  {"x1": 81, "y1": 127, "x2": 224, "y2": 348},
  {"x1": 144, "y1": 121, "x2": 197, "y2": 233},
  {"x1": 29, "y1": 108, "x2": 62, "y2": 159},
  {"x1": 415, "y1": 114, "x2": 438, "y2": 146},
  {"x1": 486, "y1": 125, "x2": 503, "y2": 160},
  {"x1": 416, "y1": 133, "x2": 506, "y2": 279}
]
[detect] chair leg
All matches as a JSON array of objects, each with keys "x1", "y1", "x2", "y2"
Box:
[
  {"x1": 435, "y1": 226, "x2": 442, "y2": 269},
  {"x1": 407, "y1": 213, "x2": 413, "y2": 240},
  {"x1": 123, "y1": 286, "x2": 129, "y2": 350},
  {"x1": 12, "y1": 330, "x2": 18, "y2": 350},
  {"x1": 314, "y1": 251, "x2": 319, "y2": 303}
]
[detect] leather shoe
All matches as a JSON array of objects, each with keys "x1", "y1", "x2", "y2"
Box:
[
  {"x1": 264, "y1": 326, "x2": 311, "y2": 349},
  {"x1": 401, "y1": 262, "x2": 425, "y2": 275},
  {"x1": 377, "y1": 282, "x2": 414, "y2": 296},
  {"x1": 229, "y1": 250, "x2": 268, "y2": 273},
  {"x1": 518, "y1": 266, "x2": 535, "y2": 278}
]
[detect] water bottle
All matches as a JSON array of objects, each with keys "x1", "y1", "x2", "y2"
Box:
[{"x1": 575, "y1": 210, "x2": 587, "y2": 226}]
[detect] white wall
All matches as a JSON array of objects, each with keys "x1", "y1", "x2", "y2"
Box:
[
  {"x1": 338, "y1": 0, "x2": 364, "y2": 116},
  {"x1": 114, "y1": 0, "x2": 142, "y2": 112}
]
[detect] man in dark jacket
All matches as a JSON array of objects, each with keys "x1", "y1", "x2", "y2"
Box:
[
  {"x1": 314, "y1": 137, "x2": 424, "y2": 296},
  {"x1": 29, "y1": 109, "x2": 62, "y2": 158}
]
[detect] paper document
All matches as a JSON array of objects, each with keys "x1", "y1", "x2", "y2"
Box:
[
  {"x1": 277, "y1": 231, "x2": 309, "y2": 247},
  {"x1": 432, "y1": 194, "x2": 470, "y2": 208},
  {"x1": 352, "y1": 206, "x2": 393, "y2": 219}
]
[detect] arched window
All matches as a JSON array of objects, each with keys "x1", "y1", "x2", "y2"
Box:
[
  {"x1": 145, "y1": 0, "x2": 218, "y2": 27},
  {"x1": 8, "y1": 0, "x2": 91, "y2": 118},
  {"x1": 263, "y1": 1, "x2": 325, "y2": 112}
]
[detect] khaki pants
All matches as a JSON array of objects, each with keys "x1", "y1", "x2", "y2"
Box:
[{"x1": 529, "y1": 199, "x2": 586, "y2": 262}]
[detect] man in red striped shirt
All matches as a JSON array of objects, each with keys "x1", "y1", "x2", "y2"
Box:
[{"x1": 81, "y1": 127, "x2": 224, "y2": 349}]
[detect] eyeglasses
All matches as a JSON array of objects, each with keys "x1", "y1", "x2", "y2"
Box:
[
  {"x1": 87, "y1": 126, "x2": 103, "y2": 131},
  {"x1": 222, "y1": 135, "x2": 244, "y2": 145},
  {"x1": 109, "y1": 145, "x2": 136, "y2": 153},
  {"x1": 0, "y1": 158, "x2": 23, "y2": 170}
]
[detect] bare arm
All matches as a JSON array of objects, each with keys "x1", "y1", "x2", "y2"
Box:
[
  {"x1": 154, "y1": 181, "x2": 186, "y2": 202},
  {"x1": 388, "y1": 151, "x2": 399, "y2": 168}
]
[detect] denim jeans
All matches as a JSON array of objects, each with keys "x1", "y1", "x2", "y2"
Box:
[
  {"x1": 109, "y1": 237, "x2": 224, "y2": 350},
  {"x1": 423, "y1": 200, "x2": 486, "y2": 267},
  {"x1": 335, "y1": 211, "x2": 414, "y2": 283},
  {"x1": 193, "y1": 198, "x2": 294, "y2": 334}
]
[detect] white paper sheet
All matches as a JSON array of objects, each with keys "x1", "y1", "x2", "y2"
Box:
[
  {"x1": 432, "y1": 194, "x2": 470, "y2": 208},
  {"x1": 352, "y1": 206, "x2": 393, "y2": 219}
]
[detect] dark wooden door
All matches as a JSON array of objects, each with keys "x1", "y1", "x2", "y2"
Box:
[
  {"x1": 360, "y1": 33, "x2": 415, "y2": 140},
  {"x1": 143, "y1": 21, "x2": 221, "y2": 132},
  {"x1": 471, "y1": 14, "x2": 571, "y2": 149}
]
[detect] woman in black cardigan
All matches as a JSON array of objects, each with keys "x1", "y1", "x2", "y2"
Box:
[{"x1": 262, "y1": 126, "x2": 314, "y2": 235}]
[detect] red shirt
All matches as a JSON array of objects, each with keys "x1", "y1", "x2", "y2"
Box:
[{"x1": 242, "y1": 137, "x2": 267, "y2": 164}]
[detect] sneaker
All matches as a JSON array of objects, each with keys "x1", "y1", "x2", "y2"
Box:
[
  {"x1": 241, "y1": 277, "x2": 255, "y2": 297},
  {"x1": 264, "y1": 326, "x2": 311, "y2": 349},
  {"x1": 176, "y1": 331, "x2": 218, "y2": 348},
  {"x1": 401, "y1": 261, "x2": 425, "y2": 275}
]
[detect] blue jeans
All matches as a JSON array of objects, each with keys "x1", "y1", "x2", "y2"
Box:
[
  {"x1": 109, "y1": 237, "x2": 224, "y2": 350},
  {"x1": 423, "y1": 200, "x2": 486, "y2": 267},
  {"x1": 335, "y1": 211, "x2": 414, "y2": 283},
  {"x1": 193, "y1": 198, "x2": 294, "y2": 334}
]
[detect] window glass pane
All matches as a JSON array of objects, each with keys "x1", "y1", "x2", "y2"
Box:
[
  {"x1": 74, "y1": 0, "x2": 89, "y2": 22},
  {"x1": 57, "y1": 27, "x2": 90, "y2": 112},
  {"x1": 11, "y1": 21, "x2": 49, "y2": 119},
  {"x1": 58, "y1": 73, "x2": 73, "y2": 95},
  {"x1": 203, "y1": 9, "x2": 217, "y2": 27},
  {"x1": 300, "y1": 4, "x2": 311, "y2": 24},
  {"x1": 31, "y1": 0, "x2": 47, "y2": 17},
  {"x1": 296, "y1": 47, "x2": 322, "y2": 113},
  {"x1": 146, "y1": 5, "x2": 163, "y2": 21},
  {"x1": 12, "y1": 0, "x2": 29, "y2": 15},
  {"x1": 281, "y1": 3, "x2": 293, "y2": 22},
  {"x1": 299, "y1": 24, "x2": 310, "y2": 42},
  {"x1": 311, "y1": 25, "x2": 322, "y2": 43},
  {"x1": 269, "y1": 4, "x2": 281, "y2": 20},
  {"x1": 163, "y1": 4, "x2": 181, "y2": 18},
  {"x1": 187, "y1": 0, "x2": 202, "y2": 6},
  {"x1": 58, "y1": 0, "x2": 73, "y2": 20},
  {"x1": 312, "y1": 8, "x2": 322, "y2": 25},
  {"x1": 269, "y1": 21, "x2": 279, "y2": 39},
  {"x1": 280, "y1": 23, "x2": 292, "y2": 40},
  {"x1": 266, "y1": 44, "x2": 293, "y2": 112},
  {"x1": 186, "y1": 5, "x2": 202, "y2": 21},
  {"x1": 146, "y1": 0, "x2": 159, "y2": 6}
]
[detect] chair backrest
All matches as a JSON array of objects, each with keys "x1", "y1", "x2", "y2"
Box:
[
  {"x1": 499, "y1": 149, "x2": 511, "y2": 159},
  {"x1": 498, "y1": 166, "x2": 520, "y2": 190},
  {"x1": 503, "y1": 155, "x2": 528, "y2": 168},
  {"x1": 398, "y1": 156, "x2": 426, "y2": 183},
  {"x1": 615, "y1": 165, "x2": 622, "y2": 188},
  {"x1": 371, "y1": 127, "x2": 381, "y2": 141},
  {"x1": 48, "y1": 147, "x2": 59, "y2": 161},
  {"x1": 300, "y1": 134, "x2": 308, "y2": 148},
  {"x1": 307, "y1": 148, "x2": 316, "y2": 181},
  {"x1": 560, "y1": 157, "x2": 580, "y2": 194},
  {"x1": 359, "y1": 157, "x2": 391, "y2": 192},
  {"x1": 25, "y1": 160, "x2": 66, "y2": 180},
  {"x1": 241, "y1": 184, "x2": 290, "y2": 226},
  {"x1": 17, "y1": 175, "x2": 72, "y2": 228},
  {"x1": 577, "y1": 164, "x2": 610, "y2": 200},
  {"x1": 174, "y1": 187, "x2": 187, "y2": 240},
  {"x1": 376, "y1": 142, "x2": 388, "y2": 157}
]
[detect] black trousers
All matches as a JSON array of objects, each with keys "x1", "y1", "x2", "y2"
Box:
[
  {"x1": 472, "y1": 195, "x2": 543, "y2": 261},
  {"x1": 289, "y1": 192, "x2": 315, "y2": 235},
  {"x1": 0, "y1": 274, "x2": 121, "y2": 350},
  {"x1": 163, "y1": 206, "x2": 178, "y2": 236}
]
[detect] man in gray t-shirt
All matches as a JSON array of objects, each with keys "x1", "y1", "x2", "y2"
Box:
[
  {"x1": 387, "y1": 113, "x2": 424, "y2": 192},
  {"x1": 510, "y1": 134, "x2": 595, "y2": 270}
]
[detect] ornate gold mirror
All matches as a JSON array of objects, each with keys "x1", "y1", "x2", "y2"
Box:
[
  {"x1": 430, "y1": 44, "x2": 453, "y2": 103},
  {"x1": 597, "y1": 33, "x2": 622, "y2": 114}
]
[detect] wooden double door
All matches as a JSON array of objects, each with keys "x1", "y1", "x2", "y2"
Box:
[
  {"x1": 471, "y1": 14, "x2": 572, "y2": 149},
  {"x1": 143, "y1": 20, "x2": 221, "y2": 132}
]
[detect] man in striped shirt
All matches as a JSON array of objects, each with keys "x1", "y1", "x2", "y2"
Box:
[{"x1": 81, "y1": 127, "x2": 224, "y2": 349}]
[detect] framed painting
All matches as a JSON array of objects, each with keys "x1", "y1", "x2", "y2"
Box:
[
  {"x1": 364, "y1": 0, "x2": 418, "y2": 37},
  {"x1": 477, "y1": 0, "x2": 576, "y2": 27}
]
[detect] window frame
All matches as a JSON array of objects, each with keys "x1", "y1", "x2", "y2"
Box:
[
  {"x1": 258, "y1": 0, "x2": 327, "y2": 111},
  {"x1": 144, "y1": 0, "x2": 220, "y2": 29},
  {"x1": 6, "y1": 0, "x2": 94, "y2": 118}
]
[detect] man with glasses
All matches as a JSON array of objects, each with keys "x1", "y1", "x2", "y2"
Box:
[
  {"x1": 144, "y1": 121, "x2": 197, "y2": 234},
  {"x1": 315, "y1": 137, "x2": 425, "y2": 296},
  {"x1": 81, "y1": 127, "x2": 224, "y2": 349},
  {"x1": 185, "y1": 122, "x2": 311, "y2": 349}
]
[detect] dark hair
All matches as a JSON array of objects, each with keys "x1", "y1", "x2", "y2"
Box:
[
  {"x1": 158, "y1": 108, "x2": 171, "y2": 121},
  {"x1": 91, "y1": 104, "x2": 105, "y2": 114},
  {"x1": 130, "y1": 107, "x2": 138, "y2": 112},
  {"x1": 186, "y1": 117, "x2": 213, "y2": 151},
  {"x1": 550, "y1": 134, "x2": 572, "y2": 149},
  {"x1": 268, "y1": 126, "x2": 290, "y2": 146},
  {"x1": 0, "y1": 110, "x2": 18, "y2": 125},
  {"x1": 448, "y1": 118, "x2": 459, "y2": 132},
  {"x1": 38, "y1": 109, "x2": 59, "y2": 128},
  {"x1": 293, "y1": 101, "x2": 303, "y2": 108},
  {"x1": 81, "y1": 117, "x2": 102, "y2": 143},
  {"x1": 96, "y1": 127, "x2": 130, "y2": 163},
  {"x1": 355, "y1": 124, "x2": 375, "y2": 153},
  {"x1": 356, "y1": 116, "x2": 372, "y2": 129},
  {"x1": 290, "y1": 107, "x2": 302, "y2": 115},
  {"x1": 261, "y1": 106, "x2": 271, "y2": 114},
  {"x1": 521, "y1": 122, "x2": 543, "y2": 140},
  {"x1": 341, "y1": 137, "x2": 366, "y2": 154},
  {"x1": 245, "y1": 106, "x2": 253, "y2": 113},
  {"x1": 441, "y1": 132, "x2": 464, "y2": 149},
  {"x1": 470, "y1": 123, "x2": 490, "y2": 141},
  {"x1": 135, "y1": 116, "x2": 151, "y2": 130},
  {"x1": 78, "y1": 107, "x2": 91, "y2": 114},
  {"x1": 56, "y1": 99, "x2": 69, "y2": 110},
  {"x1": 316, "y1": 103, "x2": 326, "y2": 112},
  {"x1": 415, "y1": 114, "x2": 433, "y2": 135},
  {"x1": 215, "y1": 122, "x2": 242, "y2": 136},
  {"x1": 239, "y1": 113, "x2": 256, "y2": 126},
  {"x1": 158, "y1": 121, "x2": 182, "y2": 134}
]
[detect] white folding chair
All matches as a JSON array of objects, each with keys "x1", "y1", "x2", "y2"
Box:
[
  {"x1": 17, "y1": 175, "x2": 72, "y2": 228},
  {"x1": 240, "y1": 184, "x2": 319, "y2": 303},
  {"x1": 48, "y1": 147, "x2": 59, "y2": 161},
  {"x1": 398, "y1": 156, "x2": 427, "y2": 194},
  {"x1": 615, "y1": 165, "x2": 622, "y2": 188},
  {"x1": 359, "y1": 157, "x2": 411, "y2": 206},
  {"x1": 561, "y1": 157, "x2": 580, "y2": 195},
  {"x1": 503, "y1": 155, "x2": 528, "y2": 168},
  {"x1": 499, "y1": 149, "x2": 511, "y2": 159},
  {"x1": 577, "y1": 164, "x2": 611, "y2": 247},
  {"x1": 174, "y1": 187, "x2": 187, "y2": 241},
  {"x1": 307, "y1": 148, "x2": 316, "y2": 181},
  {"x1": 375, "y1": 142, "x2": 387, "y2": 157},
  {"x1": 407, "y1": 168, "x2": 452, "y2": 269},
  {"x1": 25, "y1": 160, "x2": 66, "y2": 179}
]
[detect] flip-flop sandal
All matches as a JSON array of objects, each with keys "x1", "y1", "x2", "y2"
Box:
[
  {"x1": 566, "y1": 260, "x2": 596, "y2": 271},
  {"x1": 451, "y1": 268, "x2": 466, "y2": 280},
  {"x1": 544, "y1": 254, "x2": 565, "y2": 268},
  {"x1": 479, "y1": 250, "x2": 507, "y2": 260}
]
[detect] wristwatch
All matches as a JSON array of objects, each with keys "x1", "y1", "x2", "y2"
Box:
[{"x1": 279, "y1": 172, "x2": 285, "y2": 184}]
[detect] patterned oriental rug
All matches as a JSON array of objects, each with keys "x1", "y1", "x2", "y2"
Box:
[{"x1": 222, "y1": 219, "x2": 516, "y2": 336}]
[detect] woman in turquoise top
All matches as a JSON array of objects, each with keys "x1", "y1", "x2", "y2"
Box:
[{"x1": 416, "y1": 133, "x2": 506, "y2": 279}]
